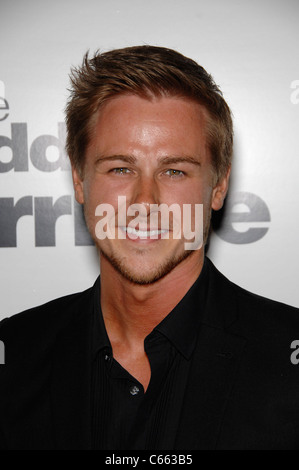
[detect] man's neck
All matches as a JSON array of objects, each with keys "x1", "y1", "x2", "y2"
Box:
[{"x1": 99, "y1": 252, "x2": 205, "y2": 347}]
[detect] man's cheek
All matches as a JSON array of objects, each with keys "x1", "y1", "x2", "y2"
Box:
[{"x1": 83, "y1": 203, "x2": 98, "y2": 236}]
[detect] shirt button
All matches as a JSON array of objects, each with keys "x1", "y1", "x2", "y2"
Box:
[{"x1": 129, "y1": 385, "x2": 140, "y2": 396}]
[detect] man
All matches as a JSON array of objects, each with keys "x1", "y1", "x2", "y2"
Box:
[{"x1": 0, "y1": 45, "x2": 298, "y2": 450}]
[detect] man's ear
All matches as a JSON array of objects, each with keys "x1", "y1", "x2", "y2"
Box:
[
  {"x1": 211, "y1": 167, "x2": 231, "y2": 211},
  {"x1": 72, "y1": 166, "x2": 84, "y2": 205}
]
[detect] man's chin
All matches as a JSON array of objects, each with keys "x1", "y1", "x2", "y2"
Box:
[{"x1": 99, "y1": 247, "x2": 194, "y2": 285}]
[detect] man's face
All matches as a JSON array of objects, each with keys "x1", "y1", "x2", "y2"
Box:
[{"x1": 73, "y1": 94, "x2": 229, "y2": 284}]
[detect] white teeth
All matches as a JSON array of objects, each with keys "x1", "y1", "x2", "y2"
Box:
[{"x1": 122, "y1": 226, "x2": 168, "y2": 238}]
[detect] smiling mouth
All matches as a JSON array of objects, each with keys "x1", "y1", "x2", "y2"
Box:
[{"x1": 119, "y1": 226, "x2": 170, "y2": 239}]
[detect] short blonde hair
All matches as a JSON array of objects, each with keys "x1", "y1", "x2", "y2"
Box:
[{"x1": 65, "y1": 45, "x2": 233, "y2": 182}]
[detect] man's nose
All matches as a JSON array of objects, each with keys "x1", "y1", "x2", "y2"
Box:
[{"x1": 130, "y1": 175, "x2": 160, "y2": 211}]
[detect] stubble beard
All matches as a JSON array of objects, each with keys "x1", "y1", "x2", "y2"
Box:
[
  {"x1": 99, "y1": 244, "x2": 194, "y2": 285},
  {"x1": 98, "y1": 215, "x2": 211, "y2": 286},
  {"x1": 91, "y1": 205, "x2": 212, "y2": 286}
]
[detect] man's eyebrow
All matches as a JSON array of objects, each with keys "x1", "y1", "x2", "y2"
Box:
[
  {"x1": 95, "y1": 154, "x2": 137, "y2": 165},
  {"x1": 159, "y1": 156, "x2": 201, "y2": 167},
  {"x1": 94, "y1": 154, "x2": 201, "y2": 167}
]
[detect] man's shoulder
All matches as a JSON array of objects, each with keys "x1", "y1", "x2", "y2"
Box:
[
  {"x1": 208, "y1": 259, "x2": 299, "y2": 304},
  {"x1": 206, "y1": 257, "x2": 299, "y2": 330},
  {"x1": 1, "y1": 285, "x2": 93, "y2": 328},
  {"x1": 0, "y1": 280, "x2": 98, "y2": 362}
]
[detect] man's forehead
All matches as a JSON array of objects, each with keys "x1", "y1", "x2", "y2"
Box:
[{"x1": 85, "y1": 94, "x2": 210, "y2": 165}]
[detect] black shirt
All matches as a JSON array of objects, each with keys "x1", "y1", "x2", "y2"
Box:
[{"x1": 91, "y1": 259, "x2": 209, "y2": 450}]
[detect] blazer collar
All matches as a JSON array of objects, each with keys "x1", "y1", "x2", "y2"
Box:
[
  {"x1": 174, "y1": 258, "x2": 247, "y2": 449},
  {"x1": 202, "y1": 257, "x2": 240, "y2": 330}
]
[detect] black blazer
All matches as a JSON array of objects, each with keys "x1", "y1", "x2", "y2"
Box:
[{"x1": 0, "y1": 258, "x2": 299, "y2": 450}]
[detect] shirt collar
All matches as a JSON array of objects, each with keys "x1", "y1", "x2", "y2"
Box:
[
  {"x1": 154, "y1": 257, "x2": 209, "y2": 359},
  {"x1": 92, "y1": 257, "x2": 209, "y2": 360}
]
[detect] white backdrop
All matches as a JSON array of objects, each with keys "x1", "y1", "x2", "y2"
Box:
[{"x1": 1, "y1": 0, "x2": 298, "y2": 318}]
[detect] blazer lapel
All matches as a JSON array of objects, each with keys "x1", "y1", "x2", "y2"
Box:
[
  {"x1": 50, "y1": 291, "x2": 94, "y2": 450},
  {"x1": 175, "y1": 259, "x2": 247, "y2": 450},
  {"x1": 175, "y1": 324, "x2": 246, "y2": 449}
]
